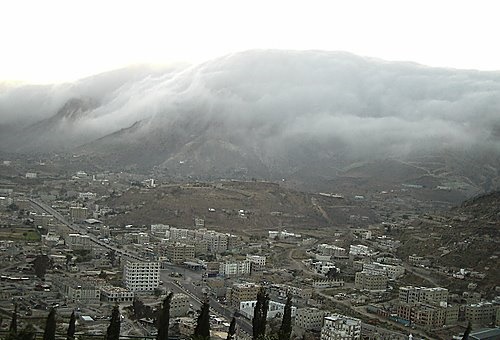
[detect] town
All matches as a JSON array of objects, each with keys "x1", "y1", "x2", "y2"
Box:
[{"x1": 0, "y1": 159, "x2": 499, "y2": 340}]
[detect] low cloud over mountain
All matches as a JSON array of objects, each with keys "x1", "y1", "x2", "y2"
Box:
[{"x1": 1, "y1": 50, "x2": 499, "y2": 191}]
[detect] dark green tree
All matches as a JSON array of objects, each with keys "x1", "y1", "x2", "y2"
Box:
[
  {"x1": 226, "y1": 317, "x2": 237, "y2": 340},
  {"x1": 462, "y1": 321, "x2": 472, "y2": 340},
  {"x1": 42, "y1": 308, "x2": 57, "y2": 340},
  {"x1": 252, "y1": 287, "x2": 270, "y2": 340},
  {"x1": 156, "y1": 292, "x2": 174, "y2": 340},
  {"x1": 193, "y1": 298, "x2": 210, "y2": 340},
  {"x1": 9, "y1": 304, "x2": 18, "y2": 336},
  {"x1": 106, "y1": 305, "x2": 121, "y2": 340},
  {"x1": 17, "y1": 324, "x2": 36, "y2": 340},
  {"x1": 67, "y1": 310, "x2": 76, "y2": 340},
  {"x1": 33, "y1": 255, "x2": 51, "y2": 279},
  {"x1": 278, "y1": 295, "x2": 292, "y2": 340}
]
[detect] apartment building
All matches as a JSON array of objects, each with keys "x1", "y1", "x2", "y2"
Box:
[
  {"x1": 171, "y1": 293, "x2": 191, "y2": 317},
  {"x1": 465, "y1": 302, "x2": 497, "y2": 326},
  {"x1": 246, "y1": 254, "x2": 266, "y2": 270},
  {"x1": 317, "y1": 244, "x2": 347, "y2": 258},
  {"x1": 295, "y1": 307, "x2": 326, "y2": 331},
  {"x1": 398, "y1": 286, "x2": 448, "y2": 305},
  {"x1": 362, "y1": 262, "x2": 405, "y2": 279},
  {"x1": 354, "y1": 272, "x2": 387, "y2": 291},
  {"x1": 320, "y1": 314, "x2": 361, "y2": 340},
  {"x1": 219, "y1": 259, "x2": 251, "y2": 277},
  {"x1": 66, "y1": 233, "x2": 92, "y2": 249},
  {"x1": 227, "y1": 282, "x2": 260, "y2": 307},
  {"x1": 124, "y1": 261, "x2": 160, "y2": 292},
  {"x1": 100, "y1": 286, "x2": 134, "y2": 303},
  {"x1": 55, "y1": 278, "x2": 100, "y2": 303},
  {"x1": 164, "y1": 242, "x2": 195, "y2": 263}
]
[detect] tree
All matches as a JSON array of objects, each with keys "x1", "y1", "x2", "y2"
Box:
[
  {"x1": 67, "y1": 311, "x2": 76, "y2": 340},
  {"x1": 9, "y1": 304, "x2": 18, "y2": 336},
  {"x1": 106, "y1": 305, "x2": 121, "y2": 340},
  {"x1": 17, "y1": 324, "x2": 36, "y2": 340},
  {"x1": 193, "y1": 298, "x2": 210, "y2": 340},
  {"x1": 462, "y1": 321, "x2": 472, "y2": 340},
  {"x1": 278, "y1": 295, "x2": 292, "y2": 340},
  {"x1": 42, "y1": 308, "x2": 56, "y2": 340},
  {"x1": 226, "y1": 317, "x2": 237, "y2": 340},
  {"x1": 252, "y1": 287, "x2": 270, "y2": 340},
  {"x1": 156, "y1": 292, "x2": 173, "y2": 340},
  {"x1": 33, "y1": 255, "x2": 51, "y2": 279}
]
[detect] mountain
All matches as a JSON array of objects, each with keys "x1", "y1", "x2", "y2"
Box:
[{"x1": 1, "y1": 50, "x2": 500, "y2": 195}]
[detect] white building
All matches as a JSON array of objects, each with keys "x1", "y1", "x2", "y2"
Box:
[
  {"x1": 246, "y1": 254, "x2": 266, "y2": 270},
  {"x1": 124, "y1": 261, "x2": 161, "y2": 292},
  {"x1": 67, "y1": 233, "x2": 92, "y2": 249},
  {"x1": 100, "y1": 286, "x2": 134, "y2": 302},
  {"x1": 349, "y1": 245, "x2": 371, "y2": 257},
  {"x1": 151, "y1": 224, "x2": 170, "y2": 235},
  {"x1": 239, "y1": 300, "x2": 297, "y2": 320},
  {"x1": 317, "y1": 244, "x2": 347, "y2": 258},
  {"x1": 79, "y1": 192, "x2": 97, "y2": 200},
  {"x1": 219, "y1": 260, "x2": 251, "y2": 277},
  {"x1": 363, "y1": 262, "x2": 405, "y2": 279},
  {"x1": 320, "y1": 314, "x2": 361, "y2": 340},
  {"x1": 25, "y1": 172, "x2": 37, "y2": 179},
  {"x1": 171, "y1": 293, "x2": 191, "y2": 317}
]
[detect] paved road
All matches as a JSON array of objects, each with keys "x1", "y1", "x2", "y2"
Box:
[{"x1": 30, "y1": 198, "x2": 144, "y2": 261}]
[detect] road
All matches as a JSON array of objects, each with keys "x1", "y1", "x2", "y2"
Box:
[
  {"x1": 30, "y1": 198, "x2": 144, "y2": 261},
  {"x1": 160, "y1": 265, "x2": 253, "y2": 335}
]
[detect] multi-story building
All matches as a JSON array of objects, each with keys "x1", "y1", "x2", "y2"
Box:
[
  {"x1": 151, "y1": 224, "x2": 170, "y2": 235},
  {"x1": 398, "y1": 286, "x2": 448, "y2": 305},
  {"x1": 164, "y1": 243, "x2": 195, "y2": 263},
  {"x1": 100, "y1": 286, "x2": 134, "y2": 303},
  {"x1": 295, "y1": 307, "x2": 326, "y2": 331},
  {"x1": 219, "y1": 259, "x2": 251, "y2": 277},
  {"x1": 239, "y1": 300, "x2": 297, "y2": 320},
  {"x1": 354, "y1": 272, "x2": 387, "y2": 291},
  {"x1": 317, "y1": 244, "x2": 347, "y2": 258},
  {"x1": 56, "y1": 278, "x2": 101, "y2": 303},
  {"x1": 123, "y1": 261, "x2": 160, "y2": 292},
  {"x1": 70, "y1": 206, "x2": 88, "y2": 221},
  {"x1": 227, "y1": 282, "x2": 260, "y2": 307},
  {"x1": 170, "y1": 293, "x2": 191, "y2": 317},
  {"x1": 349, "y1": 245, "x2": 370, "y2": 257},
  {"x1": 320, "y1": 314, "x2": 361, "y2": 340},
  {"x1": 79, "y1": 192, "x2": 97, "y2": 200},
  {"x1": 396, "y1": 303, "x2": 457, "y2": 328},
  {"x1": 465, "y1": 302, "x2": 497, "y2": 326},
  {"x1": 362, "y1": 262, "x2": 405, "y2": 280},
  {"x1": 67, "y1": 233, "x2": 92, "y2": 249},
  {"x1": 246, "y1": 254, "x2": 266, "y2": 270}
]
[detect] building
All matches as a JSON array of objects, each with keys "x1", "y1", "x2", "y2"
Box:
[
  {"x1": 227, "y1": 282, "x2": 260, "y2": 307},
  {"x1": 398, "y1": 286, "x2": 448, "y2": 305},
  {"x1": 170, "y1": 293, "x2": 191, "y2": 317},
  {"x1": 354, "y1": 272, "x2": 387, "y2": 291},
  {"x1": 70, "y1": 206, "x2": 88, "y2": 221},
  {"x1": 320, "y1": 314, "x2": 361, "y2": 340},
  {"x1": 349, "y1": 245, "x2": 370, "y2": 257},
  {"x1": 100, "y1": 286, "x2": 134, "y2": 302},
  {"x1": 55, "y1": 278, "x2": 101, "y2": 303},
  {"x1": 79, "y1": 192, "x2": 97, "y2": 200},
  {"x1": 317, "y1": 244, "x2": 347, "y2": 258},
  {"x1": 239, "y1": 300, "x2": 297, "y2": 320},
  {"x1": 295, "y1": 307, "x2": 326, "y2": 331},
  {"x1": 219, "y1": 259, "x2": 251, "y2": 277},
  {"x1": 246, "y1": 254, "x2": 266, "y2": 270},
  {"x1": 67, "y1": 233, "x2": 92, "y2": 249},
  {"x1": 164, "y1": 242, "x2": 195, "y2": 264},
  {"x1": 362, "y1": 262, "x2": 405, "y2": 280},
  {"x1": 465, "y1": 302, "x2": 497, "y2": 326},
  {"x1": 124, "y1": 261, "x2": 160, "y2": 292},
  {"x1": 25, "y1": 172, "x2": 37, "y2": 179},
  {"x1": 151, "y1": 224, "x2": 170, "y2": 235}
]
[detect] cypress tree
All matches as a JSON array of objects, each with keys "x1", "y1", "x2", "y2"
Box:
[
  {"x1": 43, "y1": 308, "x2": 57, "y2": 340},
  {"x1": 67, "y1": 310, "x2": 76, "y2": 340},
  {"x1": 462, "y1": 321, "x2": 472, "y2": 340},
  {"x1": 193, "y1": 298, "x2": 210, "y2": 340},
  {"x1": 9, "y1": 304, "x2": 18, "y2": 336},
  {"x1": 226, "y1": 317, "x2": 236, "y2": 340},
  {"x1": 252, "y1": 287, "x2": 269, "y2": 340},
  {"x1": 278, "y1": 295, "x2": 292, "y2": 340},
  {"x1": 17, "y1": 324, "x2": 36, "y2": 340},
  {"x1": 106, "y1": 305, "x2": 121, "y2": 340},
  {"x1": 156, "y1": 292, "x2": 174, "y2": 340}
]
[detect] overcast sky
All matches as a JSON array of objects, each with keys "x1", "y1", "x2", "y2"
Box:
[{"x1": 1, "y1": 0, "x2": 499, "y2": 84}]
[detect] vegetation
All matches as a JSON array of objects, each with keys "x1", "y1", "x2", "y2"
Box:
[
  {"x1": 42, "y1": 308, "x2": 56, "y2": 340},
  {"x1": 67, "y1": 311, "x2": 76, "y2": 340},
  {"x1": 252, "y1": 287, "x2": 269, "y2": 340},
  {"x1": 226, "y1": 317, "x2": 237, "y2": 340},
  {"x1": 33, "y1": 255, "x2": 51, "y2": 279},
  {"x1": 193, "y1": 298, "x2": 210, "y2": 340},
  {"x1": 106, "y1": 306, "x2": 121, "y2": 340},
  {"x1": 156, "y1": 292, "x2": 173, "y2": 340},
  {"x1": 278, "y1": 295, "x2": 292, "y2": 340}
]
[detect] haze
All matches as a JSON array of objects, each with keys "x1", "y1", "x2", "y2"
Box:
[{"x1": 1, "y1": 0, "x2": 500, "y2": 84}]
